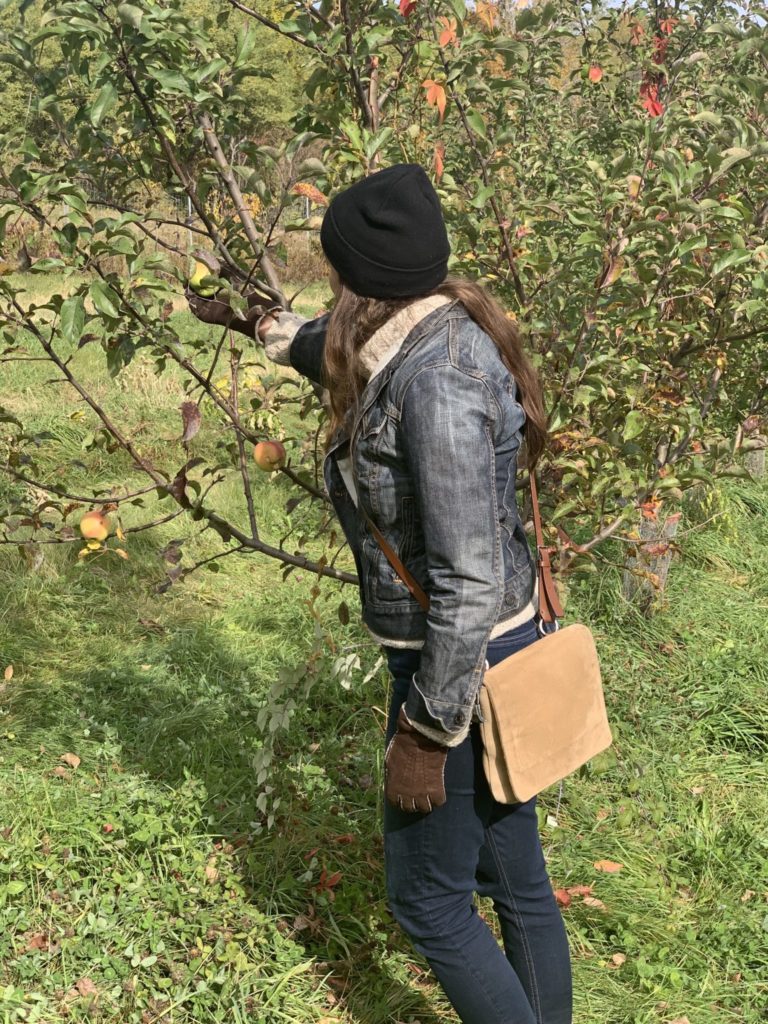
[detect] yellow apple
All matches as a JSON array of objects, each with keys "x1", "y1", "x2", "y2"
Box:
[
  {"x1": 253, "y1": 440, "x2": 286, "y2": 472},
  {"x1": 79, "y1": 510, "x2": 111, "y2": 541}
]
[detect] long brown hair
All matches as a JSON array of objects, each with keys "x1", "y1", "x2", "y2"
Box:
[{"x1": 322, "y1": 274, "x2": 547, "y2": 469}]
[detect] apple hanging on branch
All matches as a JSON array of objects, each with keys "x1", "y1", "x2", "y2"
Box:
[
  {"x1": 79, "y1": 510, "x2": 111, "y2": 541},
  {"x1": 253, "y1": 441, "x2": 287, "y2": 472}
]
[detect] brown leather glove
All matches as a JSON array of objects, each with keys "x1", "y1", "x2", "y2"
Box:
[
  {"x1": 185, "y1": 287, "x2": 280, "y2": 340},
  {"x1": 385, "y1": 705, "x2": 448, "y2": 814}
]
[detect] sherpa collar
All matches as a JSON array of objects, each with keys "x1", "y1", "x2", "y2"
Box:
[{"x1": 358, "y1": 294, "x2": 452, "y2": 382}]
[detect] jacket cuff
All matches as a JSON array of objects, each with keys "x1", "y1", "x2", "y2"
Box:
[
  {"x1": 402, "y1": 708, "x2": 470, "y2": 747},
  {"x1": 263, "y1": 310, "x2": 308, "y2": 366},
  {"x1": 403, "y1": 675, "x2": 472, "y2": 747}
]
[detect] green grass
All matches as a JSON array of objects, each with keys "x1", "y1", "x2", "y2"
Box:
[{"x1": 1, "y1": 282, "x2": 767, "y2": 1022}]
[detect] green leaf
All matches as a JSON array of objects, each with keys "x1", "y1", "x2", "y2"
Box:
[
  {"x1": 60, "y1": 295, "x2": 85, "y2": 345},
  {"x1": 117, "y1": 3, "x2": 144, "y2": 28},
  {"x1": 446, "y1": 0, "x2": 466, "y2": 20},
  {"x1": 678, "y1": 235, "x2": 707, "y2": 257},
  {"x1": 90, "y1": 281, "x2": 121, "y2": 319},
  {"x1": 466, "y1": 109, "x2": 487, "y2": 139},
  {"x1": 90, "y1": 82, "x2": 118, "y2": 127},
  {"x1": 712, "y1": 249, "x2": 751, "y2": 276},
  {"x1": 623, "y1": 411, "x2": 644, "y2": 442}
]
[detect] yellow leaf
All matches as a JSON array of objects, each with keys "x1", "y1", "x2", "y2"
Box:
[
  {"x1": 86, "y1": 539, "x2": 102, "y2": 551},
  {"x1": 3, "y1": 665, "x2": 12, "y2": 682},
  {"x1": 114, "y1": 548, "x2": 129, "y2": 560},
  {"x1": 626, "y1": 174, "x2": 642, "y2": 199},
  {"x1": 116, "y1": 525, "x2": 125, "y2": 541},
  {"x1": 476, "y1": 0, "x2": 497, "y2": 31},
  {"x1": 78, "y1": 547, "x2": 90, "y2": 558},
  {"x1": 594, "y1": 859, "x2": 623, "y2": 873}
]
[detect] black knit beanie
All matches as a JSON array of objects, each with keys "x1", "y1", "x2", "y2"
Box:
[{"x1": 320, "y1": 163, "x2": 450, "y2": 299}]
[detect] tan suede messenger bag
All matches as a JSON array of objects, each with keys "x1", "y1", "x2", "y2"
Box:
[{"x1": 365, "y1": 473, "x2": 612, "y2": 804}]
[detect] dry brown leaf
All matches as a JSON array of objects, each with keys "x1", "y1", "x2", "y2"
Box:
[
  {"x1": 60, "y1": 753, "x2": 81, "y2": 770},
  {"x1": 179, "y1": 401, "x2": 202, "y2": 444},
  {"x1": 204, "y1": 859, "x2": 219, "y2": 884},
  {"x1": 114, "y1": 548, "x2": 129, "y2": 560},
  {"x1": 593, "y1": 859, "x2": 623, "y2": 873},
  {"x1": 24, "y1": 931, "x2": 50, "y2": 952},
  {"x1": 596, "y1": 807, "x2": 611, "y2": 820},
  {"x1": 3, "y1": 665, "x2": 13, "y2": 681},
  {"x1": 52, "y1": 765, "x2": 68, "y2": 778},
  {"x1": 76, "y1": 977, "x2": 98, "y2": 998},
  {"x1": 582, "y1": 895, "x2": 607, "y2": 910},
  {"x1": 610, "y1": 952, "x2": 626, "y2": 966},
  {"x1": 566, "y1": 884, "x2": 594, "y2": 897},
  {"x1": 554, "y1": 888, "x2": 571, "y2": 908}
]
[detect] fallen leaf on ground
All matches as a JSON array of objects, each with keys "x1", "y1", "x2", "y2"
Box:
[
  {"x1": 3, "y1": 665, "x2": 12, "y2": 681},
  {"x1": 60, "y1": 753, "x2": 81, "y2": 769},
  {"x1": 52, "y1": 766, "x2": 68, "y2": 778},
  {"x1": 554, "y1": 889, "x2": 571, "y2": 907},
  {"x1": 582, "y1": 895, "x2": 607, "y2": 910},
  {"x1": 566, "y1": 884, "x2": 593, "y2": 897},
  {"x1": 593, "y1": 859, "x2": 623, "y2": 873},
  {"x1": 610, "y1": 952, "x2": 626, "y2": 966}
]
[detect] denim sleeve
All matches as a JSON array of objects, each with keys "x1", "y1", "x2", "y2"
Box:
[
  {"x1": 400, "y1": 364, "x2": 505, "y2": 746},
  {"x1": 289, "y1": 313, "x2": 330, "y2": 386}
]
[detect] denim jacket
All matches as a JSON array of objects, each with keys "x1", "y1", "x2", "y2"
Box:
[{"x1": 266, "y1": 297, "x2": 537, "y2": 746}]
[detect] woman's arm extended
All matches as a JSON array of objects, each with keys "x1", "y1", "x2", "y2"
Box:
[{"x1": 186, "y1": 291, "x2": 329, "y2": 387}]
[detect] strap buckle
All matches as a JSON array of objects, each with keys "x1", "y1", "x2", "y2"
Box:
[{"x1": 538, "y1": 617, "x2": 560, "y2": 637}]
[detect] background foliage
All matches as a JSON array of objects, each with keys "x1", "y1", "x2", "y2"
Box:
[{"x1": 1, "y1": 0, "x2": 767, "y2": 1020}]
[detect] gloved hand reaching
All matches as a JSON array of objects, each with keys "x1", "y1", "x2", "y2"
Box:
[
  {"x1": 385, "y1": 705, "x2": 448, "y2": 813},
  {"x1": 185, "y1": 286, "x2": 280, "y2": 341},
  {"x1": 185, "y1": 250, "x2": 281, "y2": 341}
]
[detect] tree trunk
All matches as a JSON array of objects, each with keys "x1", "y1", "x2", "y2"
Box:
[{"x1": 622, "y1": 511, "x2": 681, "y2": 611}]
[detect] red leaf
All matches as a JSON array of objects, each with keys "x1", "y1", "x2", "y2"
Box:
[
  {"x1": 399, "y1": 0, "x2": 416, "y2": 15},
  {"x1": 640, "y1": 80, "x2": 665, "y2": 117},
  {"x1": 588, "y1": 65, "x2": 603, "y2": 83},
  {"x1": 554, "y1": 888, "x2": 572, "y2": 907},
  {"x1": 630, "y1": 22, "x2": 644, "y2": 44},
  {"x1": 102, "y1": 823, "x2": 114, "y2": 834},
  {"x1": 652, "y1": 35, "x2": 670, "y2": 63},
  {"x1": 659, "y1": 17, "x2": 678, "y2": 35}
]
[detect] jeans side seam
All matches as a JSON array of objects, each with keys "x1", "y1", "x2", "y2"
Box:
[{"x1": 485, "y1": 823, "x2": 544, "y2": 1024}]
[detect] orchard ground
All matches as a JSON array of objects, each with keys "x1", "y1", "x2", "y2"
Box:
[{"x1": 1, "y1": 276, "x2": 767, "y2": 1023}]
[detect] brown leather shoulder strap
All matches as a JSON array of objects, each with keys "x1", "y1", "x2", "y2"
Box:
[
  {"x1": 529, "y1": 472, "x2": 564, "y2": 625},
  {"x1": 361, "y1": 510, "x2": 430, "y2": 612}
]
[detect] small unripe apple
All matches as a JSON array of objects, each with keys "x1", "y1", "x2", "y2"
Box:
[
  {"x1": 79, "y1": 510, "x2": 111, "y2": 541},
  {"x1": 253, "y1": 440, "x2": 286, "y2": 472}
]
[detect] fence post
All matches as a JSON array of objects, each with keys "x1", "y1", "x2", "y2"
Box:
[{"x1": 622, "y1": 509, "x2": 682, "y2": 610}]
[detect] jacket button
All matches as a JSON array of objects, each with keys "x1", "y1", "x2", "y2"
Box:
[{"x1": 454, "y1": 711, "x2": 466, "y2": 726}]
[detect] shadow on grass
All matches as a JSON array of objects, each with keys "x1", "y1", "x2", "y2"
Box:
[{"x1": 0, "y1": 562, "x2": 444, "y2": 1024}]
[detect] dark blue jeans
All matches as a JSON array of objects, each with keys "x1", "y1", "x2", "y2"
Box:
[{"x1": 384, "y1": 618, "x2": 572, "y2": 1024}]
